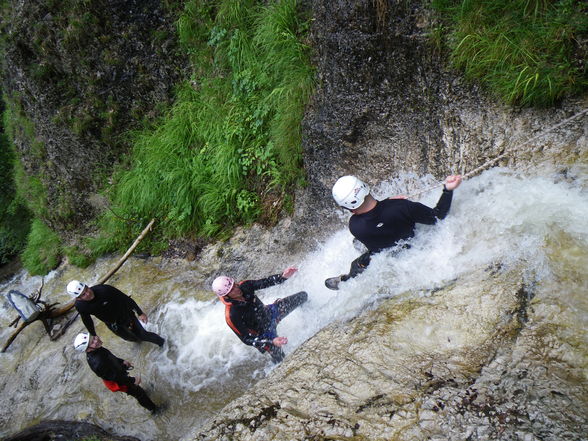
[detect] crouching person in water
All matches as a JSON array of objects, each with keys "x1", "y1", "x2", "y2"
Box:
[
  {"x1": 73, "y1": 332, "x2": 161, "y2": 414},
  {"x1": 212, "y1": 267, "x2": 308, "y2": 363}
]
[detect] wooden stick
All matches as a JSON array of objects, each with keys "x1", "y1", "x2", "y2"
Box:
[
  {"x1": 1, "y1": 321, "x2": 27, "y2": 353},
  {"x1": 97, "y1": 218, "x2": 155, "y2": 285}
]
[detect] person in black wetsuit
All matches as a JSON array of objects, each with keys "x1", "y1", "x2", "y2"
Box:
[
  {"x1": 73, "y1": 332, "x2": 160, "y2": 414},
  {"x1": 212, "y1": 267, "x2": 308, "y2": 363},
  {"x1": 67, "y1": 280, "x2": 165, "y2": 347},
  {"x1": 325, "y1": 174, "x2": 462, "y2": 290}
]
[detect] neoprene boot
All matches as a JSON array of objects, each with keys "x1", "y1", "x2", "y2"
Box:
[{"x1": 324, "y1": 276, "x2": 342, "y2": 290}]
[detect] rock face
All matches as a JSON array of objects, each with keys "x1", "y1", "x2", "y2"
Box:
[
  {"x1": 4, "y1": 420, "x2": 140, "y2": 441},
  {"x1": 1, "y1": 0, "x2": 186, "y2": 235},
  {"x1": 193, "y1": 266, "x2": 587, "y2": 440},
  {"x1": 300, "y1": 0, "x2": 587, "y2": 232}
]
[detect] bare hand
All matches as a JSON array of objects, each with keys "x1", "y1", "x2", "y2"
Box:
[
  {"x1": 444, "y1": 175, "x2": 462, "y2": 191},
  {"x1": 138, "y1": 313, "x2": 148, "y2": 324},
  {"x1": 282, "y1": 267, "x2": 298, "y2": 279},
  {"x1": 123, "y1": 360, "x2": 133, "y2": 369},
  {"x1": 134, "y1": 375, "x2": 142, "y2": 385},
  {"x1": 272, "y1": 336, "x2": 288, "y2": 347}
]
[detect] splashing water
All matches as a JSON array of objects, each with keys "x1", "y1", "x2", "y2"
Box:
[{"x1": 150, "y1": 166, "x2": 588, "y2": 391}]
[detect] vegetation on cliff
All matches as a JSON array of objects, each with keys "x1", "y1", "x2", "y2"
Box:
[
  {"x1": 88, "y1": 0, "x2": 314, "y2": 255},
  {"x1": 0, "y1": 0, "x2": 187, "y2": 273},
  {"x1": 432, "y1": 0, "x2": 588, "y2": 106},
  {"x1": 0, "y1": 108, "x2": 31, "y2": 266}
]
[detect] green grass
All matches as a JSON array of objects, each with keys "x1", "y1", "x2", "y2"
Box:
[
  {"x1": 3, "y1": 98, "x2": 50, "y2": 220},
  {"x1": 0, "y1": 111, "x2": 31, "y2": 264},
  {"x1": 63, "y1": 245, "x2": 95, "y2": 268},
  {"x1": 431, "y1": 0, "x2": 588, "y2": 106},
  {"x1": 21, "y1": 219, "x2": 61, "y2": 275},
  {"x1": 91, "y1": 0, "x2": 314, "y2": 253}
]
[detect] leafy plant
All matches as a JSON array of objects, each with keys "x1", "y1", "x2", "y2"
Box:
[
  {"x1": 431, "y1": 0, "x2": 588, "y2": 106},
  {"x1": 63, "y1": 245, "x2": 95, "y2": 268}
]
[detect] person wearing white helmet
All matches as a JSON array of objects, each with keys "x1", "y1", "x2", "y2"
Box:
[
  {"x1": 67, "y1": 280, "x2": 165, "y2": 347},
  {"x1": 73, "y1": 332, "x2": 161, "y2": 414},
  {"x1": 326, "y1": 174, "x2": 462, "y2": 289},
  {"x1": 212, "y1": 267, "x2": 308, "y2": 363}
]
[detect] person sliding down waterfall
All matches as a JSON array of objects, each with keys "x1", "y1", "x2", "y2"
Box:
[
  {"x1": 325, "y1": 174, "x2": 462, "y2": 290},
  {"x1": 73, "y1": 332, "x2": 162, "y2": 415},
  {"x1": 212, "y1": 267, "x2": 308, "y2": 363}
]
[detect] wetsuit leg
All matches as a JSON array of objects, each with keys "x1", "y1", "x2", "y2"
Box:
[
  {"x1": 127, "y1": 316, "x2": 165, "y2": 347},
  {"x1": 342, "y1": 252, "x2": 371, "y2": 281},
  {"x1": 267, "y1": 345, "x2": 285, "y2": 364},
  {"x1": 106, "y1": 321, "x2": 140, "y2": 342},
  {"x1": 125, "y1": 384, "x2": 157, "y2": 411},
  {"x1": 275, "y1": 291, "x2": 308, "y2": 322}
]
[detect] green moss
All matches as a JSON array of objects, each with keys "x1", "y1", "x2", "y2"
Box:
[
  {"x1": 0, "y1": 110, "x2": 31, "y2": 264},
  {"x1": 3, "y1": 98, "x2": 50, "y2": 219}
]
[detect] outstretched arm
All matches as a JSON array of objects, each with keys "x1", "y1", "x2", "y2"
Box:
[
  {"x1": 409, "y1": 175, "x2": 462, "y2": 224},
  {"x1": 242, "y1": 267, "x2": 298, "y2": 292}
]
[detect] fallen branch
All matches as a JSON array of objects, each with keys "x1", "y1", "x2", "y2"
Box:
[
  {"x1": 2, "y1": 321, "x2": 27, "y2": 353},
  {"x1": 1, "y1": 219, "x2": 156, "y2": 353},
  {"x1": 97, "y1": 218, "x2": 156, "y2": 285}
]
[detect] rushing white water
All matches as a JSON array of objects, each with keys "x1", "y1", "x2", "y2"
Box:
[
  {"x1": 1, "y1": 165, "x2": 587, "y2": 440},
  {"x1": 147, "y1": 165, "x2": 588, "y2": 393}
]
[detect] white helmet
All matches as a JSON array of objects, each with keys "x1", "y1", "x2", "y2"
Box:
[
  {"x1": 73, "y1": 332, "x2": 90, "y2": 352},
  {"x1": 67, "y1": 280, "x2": 87, "y2": 298},
  {"x1": 212, "y1": 276, "x2": 234, "y2": 297},
  {"x1": 332, "y1": 175, "x2": 370, "y2": 210}
]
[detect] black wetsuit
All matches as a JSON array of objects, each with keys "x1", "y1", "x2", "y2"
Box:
[
  {"x1": 220, "y1": 274, "x2": 308, "y2": 363},
  {"x1": 75, "y1": 284, "x2": 164, "y2": 346},
  {"x1": 86, "y1": 346, "x2": 157, "y2": 411},
  {"x1": 343, "y1": 188, "x2": 453, "y2": 280}
]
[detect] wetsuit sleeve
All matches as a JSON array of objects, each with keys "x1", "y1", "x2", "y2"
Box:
[
  {"x1": 246, "y1": 274, "x2": 286, "y2": 291},
  {"x1": 227, "y1": 315, "x2": 259, "y2": 347},
  {"x1": 407, "y1": 188, "x2": 453, "y2": 225},
  {"x1": 224, "y1": 303, "x2": 271, "y2": 348},
  {"x1": 79, "y1": 312, "x2": 97, "y2": 336},
  {"x1": 125, "y1": 295, "x2": 143, "y2": 316}
]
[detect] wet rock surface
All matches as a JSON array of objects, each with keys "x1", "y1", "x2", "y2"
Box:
[{"x1": 3, "y1": 420, "x2": 140, "y2": 441}]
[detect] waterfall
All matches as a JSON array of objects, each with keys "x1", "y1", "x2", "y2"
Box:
[{"x1": 1, "y1": 165, "x2": 587, "y2": 440}]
